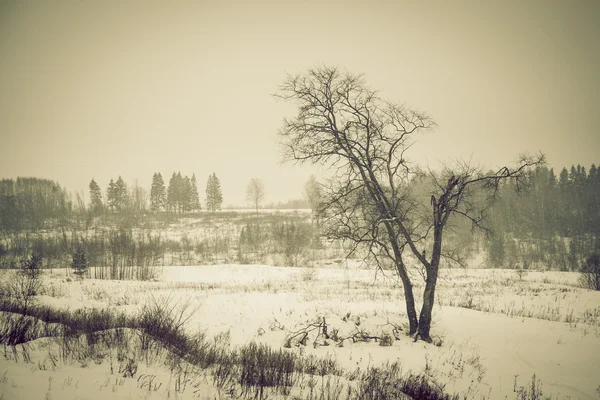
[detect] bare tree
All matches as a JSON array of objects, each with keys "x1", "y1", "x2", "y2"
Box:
[
  {"x1": 304, "y1": 174, "x2": 321, "y2": 222},
  {"x1": 276, "y1": 66, "x2": 544, "y2": 341},
  {"x1": 246, "y1": 178, "x2": 265, "y2": 217}
]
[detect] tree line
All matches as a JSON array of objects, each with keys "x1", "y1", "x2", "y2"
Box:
[
  {"x1": 485, "y1": 164, "x2": 600, "y2": 270},
  {"x1": 88, "y1": 172, "x2": 224, "y2": 216},
  {"x1": 0, "y1": 178, "x2": 71, "y2": 232}
]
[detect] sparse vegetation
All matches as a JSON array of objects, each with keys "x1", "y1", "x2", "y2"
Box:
[
  {"x1": 7, "y1": 254, "x2": 43, "y2": 313},
  {"x1": 579, "y1": 252, "x2": 600, "y2": 290},
  {"x1": 0, "y1": 295, "x2": 465, "y2": 400}
]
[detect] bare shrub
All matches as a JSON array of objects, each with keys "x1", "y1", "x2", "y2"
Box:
[
  {"x1": 379, "y1": 332, "x2": 393, "y2": 347},
  {"x1": 8, "y1": 254, "x2": 43, "y2": 313},
  {"x1": 239, "y1": 342, "x2": 296, "y2": 395},
  {"x1": 136, "y1": 293, "x2": 199, "y2": 353},
  {"x1": 301, "y1": 266, "x2": 318, "y2": 282}
]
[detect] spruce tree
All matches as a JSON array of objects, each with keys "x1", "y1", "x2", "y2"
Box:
[
  {"x1": 167, "y1": 172, "x2": 179, "y2": 213},
  {"x1": 150, "y1": 173, "x2": 166, "y2": 212},
  {"x1": 205, "y1": 173, "x2": 223, "y2": 212},
  {"x1": 89, "y1": 179, "x2": 103, "y2": 215},
  {"x1": 107, "y1": 179, "x2": 116, "y2": 211},
  {"x1": 205, "y1": 174, "x2": 213, "y2": 211},
  {"x1": 213, "y1": 174, "x2": 223, "y2": 210},
  {"x1": 177, "y1": 172, "x2": 185, "y2": 213},
  {"x1": 191, "y1": 173, "x2": 201, "y2": 211},
  {"x1": 182, "y1": 175, "x2": 193, "y2": 213},
  {"x1": 72, "y1": 244, "x2": 88, "y2": 279},
  {"x1": 114, "y1": 176, "x2": 129, "y2": 212}
]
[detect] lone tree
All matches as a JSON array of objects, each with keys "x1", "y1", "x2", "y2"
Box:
[
  {"x1": 246, "y1": 178, "x2": 265, "y2": 217},
  {"x1": 276, "y1": 66, "x2": 543, "y2": 342}
]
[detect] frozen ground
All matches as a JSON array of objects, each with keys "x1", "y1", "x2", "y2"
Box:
[{"x1": 1, "y1": 264, "x2": 599, "y2": 399}]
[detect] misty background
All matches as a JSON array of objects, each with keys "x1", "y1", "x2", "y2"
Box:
[{"x1": 1, "y1": 1, "x2": 599, "y2": 206}]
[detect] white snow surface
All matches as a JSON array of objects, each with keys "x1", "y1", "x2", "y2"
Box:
[{"x1": 1, "y1": 264, "x2": 599, "y2": 399}]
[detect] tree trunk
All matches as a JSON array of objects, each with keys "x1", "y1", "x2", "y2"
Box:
[
  {"x1": 417, "y1": 273, "x2": 437, "y2": 342},
  {"x1": 400, "y1": 273, "x2": 419, "y2": 335},
  {"x1": 417, "y1": 232, "x2": 442, "y2": 342}
]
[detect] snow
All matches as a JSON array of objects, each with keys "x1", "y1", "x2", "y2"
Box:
[{"x1": 1, "y1": 265, "x2": 599, "y2": 399}]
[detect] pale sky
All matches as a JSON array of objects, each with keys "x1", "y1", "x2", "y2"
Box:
[{"x1": 1, "y1": 1, "x2": 598, "y2": 206}]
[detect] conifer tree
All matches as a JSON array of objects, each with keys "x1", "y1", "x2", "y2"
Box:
[
  {"x1": 71, "y1": 244, "x2": 88, "y2": 279},
  {"x1": 190, "y1": 173, "x2": 201, "y2": 211},
  {"x1": 205, "y1": 173, "x2": 223, "y2": 211},
  {"x1": 150, "y1": 173, "x2": 166, "y2": 212},
  {"x1": 89, "y1": 179, "x2": 103, "y2": 215},
  {"x1": 182, "y1": 175, "x2": 193, "y2": 213},
  {"x1": 167, "y1": 172, "x2": 179, "y2": 213},
  {"x1": 107, "y1": 179, "x2": 116, "y2": 211},
  {"x1": 176, "y1": 172, "x2": 185, "y2": 213},
  {"x1": 114, "y1": 176, "x2": 129, "y2": 212}
]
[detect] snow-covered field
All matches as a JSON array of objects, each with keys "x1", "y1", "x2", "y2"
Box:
[{"x1": 1, "y1": 264, "x2": 599, "y2": 399}]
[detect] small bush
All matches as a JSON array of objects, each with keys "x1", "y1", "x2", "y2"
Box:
[
  {"x1": 136, "y1": 294, "x2": 199, "y2": 355},
  {"x1": 579, "y1": 253, "x2": 600, "y2": 291},
  {"x1": 0, "y1": 314, "x2": 38, "y2": 345},
  {"x1": 239, "y1": 342, "x2": 296, "y2": 391},
  {"x1": 8, "y1": 254, "x2": 43, "y2": 313},
  {"x1": 301, "y1": 267, "x2": 317, "y2": 282},
  {"x1": 379, "y1": 332, "x2": 393, "y2": 347},
  {"x1": 356, "y1": 363, "x2": 457, "y2": 400}
]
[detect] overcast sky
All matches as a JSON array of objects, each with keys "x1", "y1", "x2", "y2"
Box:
[{"x1": 1, "y1": 1, "x2": 598, "y2": 206}]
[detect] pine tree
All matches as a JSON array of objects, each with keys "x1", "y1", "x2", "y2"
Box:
[
  {"x1": 114, "y1": 176, "x2": 129, "y2": 212},
  {"x1": 89, "y1": 179, "x2": 103, "y2": 215},
  {"x1": 150, "y1": 173, "x2": 166, "y2": 212},
  {"x1": 71, "y1": 244, "x2": 88, "y2": 279},
  {"x1": 107, "y1": 179, "x2": 116, "y2": 211},
  {"x1": 214, "y1": 174, "x2": 223, "y2": 210},
  {"x1": 205, "y1": 173, "x2": 223, "y2": 212},
  {"x1": 205, "y1": 174, "x2": 214, "y2": 211},
  {"x1": 177, "y1": 172, "x2": 185, "y2": 213},
  {"x1": 182, "y1": 175, "x2": 192, "y2": 213},
  {"x1": 190, "y1": 173, "x2": 201, "y2": 211},
  {"x1": 167, "y1": 172, "x2": 179, "y2": 213}
]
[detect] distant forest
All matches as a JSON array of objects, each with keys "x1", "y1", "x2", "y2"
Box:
[
  {"x1": 484, "y1": 165, "x2": 600, "y2": 270},
  {"x1": 0, "y1": 164, "x2": 598, "y2": 272}
]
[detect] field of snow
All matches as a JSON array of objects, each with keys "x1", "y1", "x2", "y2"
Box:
[{"x1": 1, "y1": 264, "x2": 599, "y2": 399}]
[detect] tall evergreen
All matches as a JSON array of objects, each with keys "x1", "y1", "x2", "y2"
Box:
[
  {"x1": 150, "y1": 173, "x2": 166, "y2": 212},
  {"x1": 114, "y1": 176, "x2": 129, "y2": 212},
  {"x1": 167, "y1": 172, "x2": 179, "y2": 213},
  {"x1": 107, "y1": 179, "x2": 116, "y2": 211},
  {"x1": 176, "y1": 172, "x2": 185, "y2": 213},
  {"x1": 182, "y1": 175, "x2": 193, "y2": 213},
  {"x1": 205, "y1": 173, "x2": 223, "y2": 212},
  {"x1": 71, "y1": 244, "x2": 88, "y2": 279},
  {"x1": 190, "y1": 173, "x2": 201, "y2": 211},
  {"x1": 89, "y1": 179, "x2": 103, "y2": 215}
]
